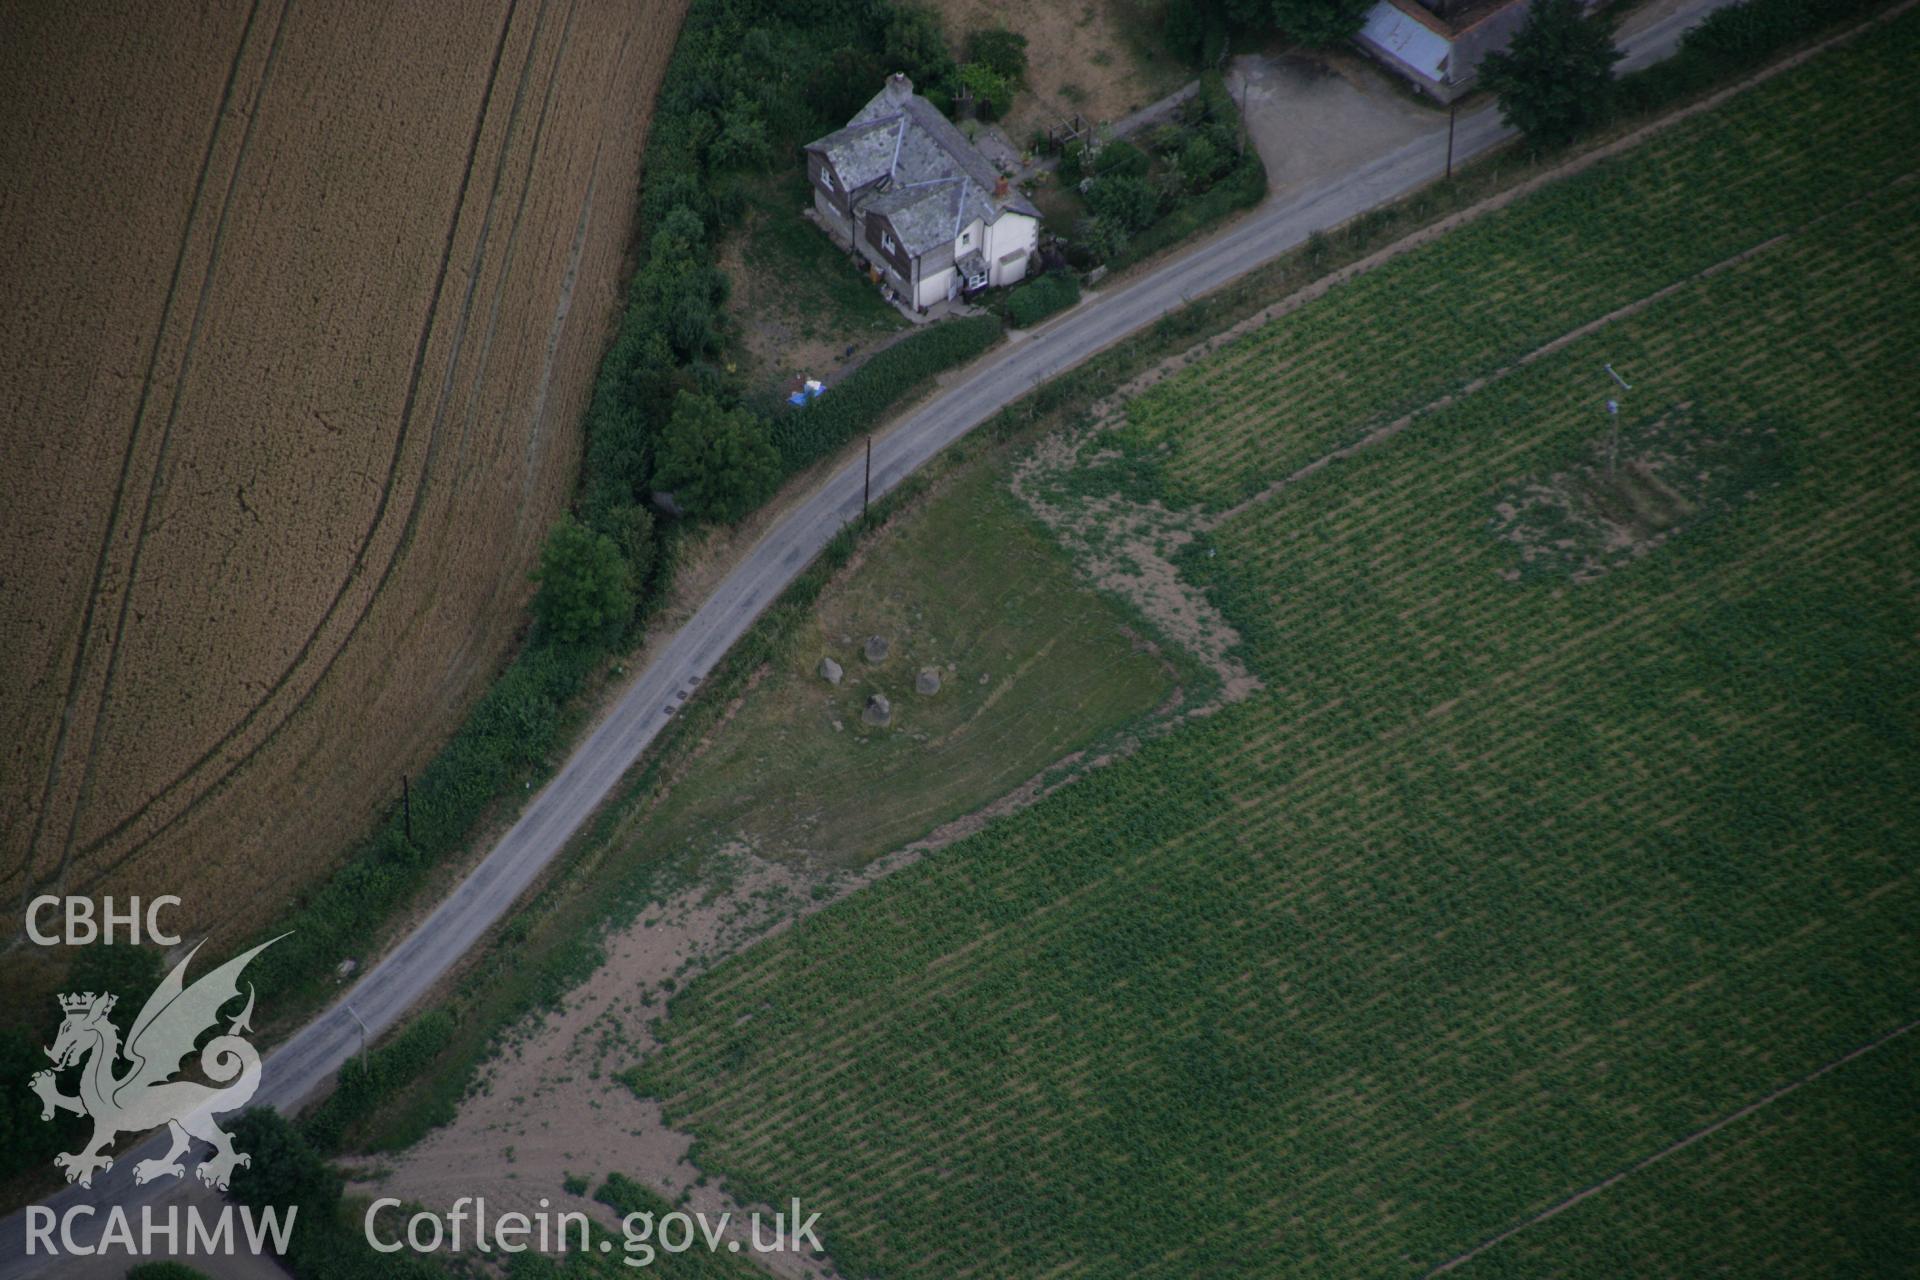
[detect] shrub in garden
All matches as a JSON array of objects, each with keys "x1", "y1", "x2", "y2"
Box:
[
  {"x1": 1086, "y1": 172, "x2": 1162, "y2": 233},
  {"x1": 966, "y1": 26, "x2": 1029, "y2": 81},
  {"x1": 1093, "y1": 139, "x2": 1151, "y2": 179},
  {"x1": 1007, "y1": 272, "x2": 1082, "y2": 328}
]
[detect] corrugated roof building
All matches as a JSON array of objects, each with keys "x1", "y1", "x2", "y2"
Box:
[
  {"x1": 804, "y1": 74, "x2": 1041, "y2": 312},
  {"x1": 1356, "y1": 0, "x2": 1604, "y2": 102}
]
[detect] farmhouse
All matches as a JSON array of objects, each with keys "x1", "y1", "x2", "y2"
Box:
[{"x1": 804, "y1": 73, "x2": 1040, "y2": 313}]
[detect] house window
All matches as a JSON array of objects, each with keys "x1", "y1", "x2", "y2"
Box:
[
  {"x1": 960, "y1": 229, "x2": 971, "y2": 247},
  {"x1": 820, "y1": 168, "x2": 835, "y2": 191},
  {"x1": 881, "y1": 231, "x2": 897, "y2": 254}
]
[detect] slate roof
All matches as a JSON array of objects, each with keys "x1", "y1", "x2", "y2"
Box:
[{"x1": 807, "y1": 75, "x2": 1039, "y2": 258}]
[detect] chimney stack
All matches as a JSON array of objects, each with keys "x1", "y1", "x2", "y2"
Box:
[
  {"x1": 994, "y1": 175, "x2": 1009, "y2": 200},
  {"x1": 887, "y1": 72, "x2": 912, "y2": 100}
]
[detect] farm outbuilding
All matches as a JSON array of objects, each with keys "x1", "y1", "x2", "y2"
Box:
[
  {"x1": 804, "y1": 74, "x2": 1040, "y2": 312},
  {"x1": 1356, "y1": 0, "x2": 1605, "y2": 101}
]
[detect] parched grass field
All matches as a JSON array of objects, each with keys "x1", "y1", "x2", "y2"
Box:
[
  {"x1": 635, "y1": 466, "x2": 1174, "y2": 871},
  {"x1": 628, "y1": 18, "x2": 1920, "y2": 1279},
  {"x1": 0, "y1": 0, "x2": 683, "y2": 945}
]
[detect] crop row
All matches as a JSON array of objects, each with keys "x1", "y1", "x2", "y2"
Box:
[
  {"x1": 1115, "y1": 17, "x2": 1920, "y2": 512},
  {"x1": 627, "y1": 26, "x2": 1920, "y2": 1278}
]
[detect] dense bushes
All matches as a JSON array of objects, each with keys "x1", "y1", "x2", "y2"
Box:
[
  {"x1": 1007, "y1": 272, "x2": 1082, "y2": 328},
  {"x1": 772, "y1": 315, "x2": 1001, "y2": 471},
  {"x1": 1613, "y1": 0, "x2": 1888, "y2": 116},
  {"x1": 299, "y1": 1011, "x2": 458, "y2": 1150},
  {"x1": 1110, "y1": 153, "x2": 1266, "y2": 267},
  {"x1": 531, "y1": 517, "x2": 633, "y2": 648},
  {"x1": 1164, "y1": 0, "x2": 1369, "y2": 64},
  {"x1": 0, "y1": 945, "x2": 162, "y2": 1183},
  {"x1": 228, "y1": 1111, "x2": 441, "y2": 1279},
  {"x1": 1077, "y1": 71, "x2": 1266, "y2": 267}
]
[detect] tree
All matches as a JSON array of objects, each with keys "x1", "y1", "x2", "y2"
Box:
[
  {"x1": 1165, "y1": 0, "x2": 1231, "y2": 67},
  {"x1": 1079, "y1": 214, "x2": 1134, "y2": 264},
  {"x1": 1479, "y1": 0, "x2": 1622, "y2": 149},
  {"x1": 1266, "y1": 0, "x2": 1372, "y2": 47},
  {"x1": 1178, "y1": 133, "x2": 1231, "y2": 191},
  {"x1": 708, "y1": 92, "x2": 771, "y2": 170},
  {"x1": 884, "y1": 6, "x2": 955, "y2": 88},
  {"x1": 957, "y1": 62, "x2": 1014, "y2": 120},
  {"x1": 652, "y1": 391, "x2": 780, "y2": 523},
  {"x1": 530, "y1": 516, "x2": 633, "y2": 648},
  {"x1": 1086, "y1": 172, "x2": 1161, "y2": 233},
  {"x1": 804, "y1": 46, "x2": 890, "y2": 124},
  {"x1": 966, "y1": 27, "x2": 1029, "y2": 82},
  {"x1": 227, "y1": 1110, "x2": 340, "y2": 1218}
]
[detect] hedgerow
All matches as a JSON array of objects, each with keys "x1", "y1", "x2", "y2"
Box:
[
  {"x1": 1006, "y1": 271, "x2": 1081, "y2": 328},
  {"x1": 1612, "y1": 0, "x2": 1891, "y2": 117},
  {"x1": 299, "y1": 1011, "x2": 458, "y2": 1150},
  {"x1": 771, "y1": 315, "x2": 1001, "y2": 471}
]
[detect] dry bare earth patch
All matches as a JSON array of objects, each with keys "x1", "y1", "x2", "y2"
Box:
[
  {"x1": 926, "y1": 0, "x2": 1189, "y2": 134},
  {"x1": 0, "y1": 0, "x2": 684, "y2": 944}
]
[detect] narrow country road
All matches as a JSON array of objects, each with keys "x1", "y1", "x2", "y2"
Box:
[{"x1": 2, "y1": 1, "x2": 1742, "y2": 1270}]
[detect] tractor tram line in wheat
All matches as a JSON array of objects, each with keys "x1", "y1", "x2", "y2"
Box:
[
  {"x1": 14, "y1": 0, "x2": 285, "y2": 914},
  {"x1": 43, "y1": 0, "x2": 304, "y2": 898},
  {"x1": 15, "y1": 0, "x2": 628, "y2": 929},
  {"x1": 54, "y1": 0, "x2": 524, "y2": 891}
]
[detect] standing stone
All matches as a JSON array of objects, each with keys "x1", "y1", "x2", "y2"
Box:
[
  {"x1": 863, "y1": 693, "x2": 892, "y2": 726},
  {"x1": 915, "y1": 668, "x2": 942, "y2": 696},
  {"x1": 819, "y1": 656, "x2": 843, "y2": 685},
  {"x1": 863, "y1": 635, "x2": 890, "y2": 663}
]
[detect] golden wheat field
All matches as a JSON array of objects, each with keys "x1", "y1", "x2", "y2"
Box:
[{"x1": 0, "y1": 0, "x2": 685, "y2": 940}]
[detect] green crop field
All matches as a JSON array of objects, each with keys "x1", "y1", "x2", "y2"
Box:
[
  {"x1": 1454, "y1": 1030, "x2": 1918, "y2": 1278},
  {"x1": 628, "y1": 17, "x2": 1920, "y2": 1279}
]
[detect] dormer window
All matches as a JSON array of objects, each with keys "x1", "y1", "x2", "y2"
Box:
[
  {"x1": 881, "y1": 231, "x2": 897, "y2": 254},
  {"x1": 820, "y1": 168, "x2": 835, "y2": 191}
]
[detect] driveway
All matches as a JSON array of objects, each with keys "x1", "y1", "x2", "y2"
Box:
[
  {"x1": 1230, "y1": 51, "x2": 1441, "y2": 201},
  {"x1": 0, "y1": 0, "x2": 1756, "y2": 1269}
]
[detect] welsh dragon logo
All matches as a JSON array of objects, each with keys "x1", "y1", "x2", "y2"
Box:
[{"x1": 30, "y1": 936, "x2": 282, "y2": 1191}]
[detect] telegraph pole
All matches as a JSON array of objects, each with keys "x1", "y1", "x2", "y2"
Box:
[
  {"x1": 1603, "y1": 364, "x2": 1632, "y2": 475},
  {"x1": 863, "y1": 436, "x2": 872, "y2": 516},
  {"x1": 1446, "y1": 99, "x2": 1458, "y2": 180},
  {"x1": 401, "y1": 775, "x2": 412, "y2": 842},
  {"x1": 347, "y1": 1004, "x2": 370, "y2": 1074}
]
